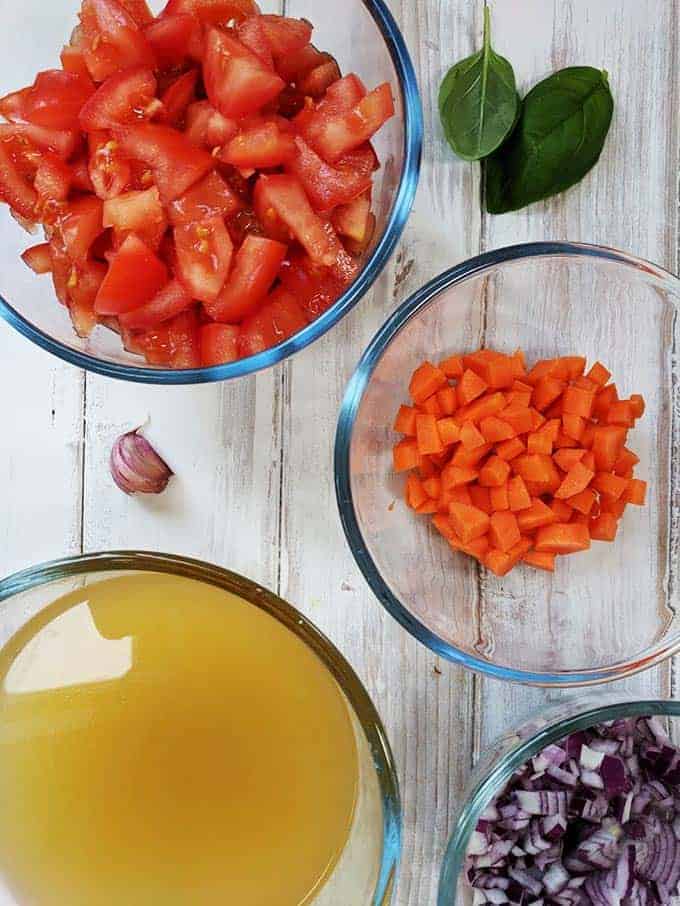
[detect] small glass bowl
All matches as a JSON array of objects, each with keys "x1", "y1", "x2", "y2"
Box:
[
  {"x1": 0, "y1": 551, "x2": 401, "y2": 904},
  {"x1": 335, "y1": 242, "x2": 680, "y2": 685},
  {"x1": 0, "y1": 0, "x2": 422, "y2": 384},
  {"x1": 437, "y1": 695, "x2": 680, "y2": 906}
]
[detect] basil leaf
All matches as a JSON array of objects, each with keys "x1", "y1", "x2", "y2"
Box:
[
  {"x1": 439, "y1": 6, "x2": 519, "y2": 162},
  {"x1": 486, "y1": 66, "x2": 614, "y2": 213}
]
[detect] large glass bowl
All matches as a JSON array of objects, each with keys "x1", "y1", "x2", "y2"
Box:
[
  {"x1": 0, "y1": 551, "x2": 401, "y2": 904},
  {"x1": 0, "y1": 0, "x2": 421, "y2": 384},
  {"x1": 335, "y1": 242, "x2": 680, "y2": 686},
  {"x1": 437, "y1": 695, "x2": 680, "y2": 906}
]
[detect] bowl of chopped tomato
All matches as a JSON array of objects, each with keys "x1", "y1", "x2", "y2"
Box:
[
  {"x1": 335, "y1": 241, "x2": 680, "y2": 685},
  {"x1": 0, "y1": 0, "x2": 421, "y2": 383}
]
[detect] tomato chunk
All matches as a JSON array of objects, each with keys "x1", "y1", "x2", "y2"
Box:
[
  {"x1": 102, "y1": 185, "x2": 167, "y2": 249},
  {"x1": 286, "y1": 135, "x2": 372, "y2": 211},
  {"x1": 79, "y1": 66, "x2": 157, "y2": 130},
  {"x1": 304, "y1": 82, "x2": 394, "y2": 163},
  {"x1": 174, "y1": 215, "x2": 233, "y2": 303},
  {"x1": 0, "y1": 123, "x2": 80, "y2": 160},
  {"x1": 278, "y1": 250, "x2": 343, "y2": 322},
  {"x1": 168, "y1": 169, "x2": 242, "y2": 226},
  {"x1": 81, "y1": 0, "x2": 157, "y2": 79},
  {"x1": 167, "y1": 307, "x2": 201, "y2": 367},
  {"x1": 34, "y1": 152, "x2": 73, "y2": 202},
  {"x1": 203, "y1": 28, "x2": 285, "y2": 120},
  {"x1": 94, "y1": 233, "x2": 168, "y2": 314},
  {"x1": 161, "y1": 0, "x2": 259, "y2": 25},
  {"x1": 256, "y1": 16, "x2": 312, "y2": 56},
  {"x1": 184, "y1": 100, "x2": 237, "y2": 148},
  {"x1": 69, "y1": 259, "x2": 108, "y2": 336},
  {"x1": 88, "y1": 131, "x2": 133, "y2": 199},
  {"x1": 119, "y1": 278, "x2": 192, "y2": 329},
  {"x1": 24, "y1": 70, "x2": 95, "y2": 131},
  {"x1": 21, "y1": 242, "x2": 53, "y2": 274},
  {"x1": 115, "y1": 122, "x2": 214, "y2": 202},
  {"x1": 238, "y1": 287, "x2": 307, "y2": 357},
  {"x1": 199, "y1": 322, "x2": 240, "y2": 366},
  {"x1": 205, "y1": 235, "x2": 287, "y2": 322},
  {"x1": 220, "y1": 119, "x2": 295, "y2": 170},
  {"x1": 159, "y1": 69, "x2": 198, "y2": 127},
  {"x1": 59, "y1": 196, "x2": 104, "y2": 262},
  {"x1": 0, "y1": 87, "x2": 31, "y2": 123},
  {"x1": 143, "y1": 13, "x2": 199, "y2": 67}
]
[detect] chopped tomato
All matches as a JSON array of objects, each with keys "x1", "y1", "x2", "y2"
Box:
[
  {"x1": 237, "y1": 17, "x2": 272, "y2": 66},
  {"x1": 332, "y1": 192, "x2": 371, "y2": 242},
  {"x1": 117, "y1": 0, "x2": 154, "y2": 27},
  {"x1": 143, "y1": 13, "x2": 199, "y2": 67},
  {"x1": 159, "y1": 69, "x2": 198, "y2": 127},
  {"x1": 167, "y1": 307, "x2": 201, "y2": 367},
  {"x1": 254, "y1": 173, "x2": 339, "y2": 266},
  {"x1": 81, "y1": 0, "x2": 157, "y2": 80},
  {"x1": 203, "y1": 28, "x2": 284, "y2": 120},
  {"x1": 48, "y1": 243, "x2": 72, "y2": 304},
  {"x1": 79, "y1": 66, "x2": 157, "y2": 131},
  {"x1": 220, "y1": 119, "x2": 295, "y2": 170},
  {"x1": 199, "y1": 322, "x2": 240, "y2": 365},
  {"x1": 0, "y1": 123, "x2": 80, "y2": 159},
  {"x1": 286, "y1": 135, "x2": 372, "y2": 211},
  {"x1": 184, "y1": 100, "x2": 237, "y2": 148},
  {"x1": 115, "y1": 122, "x2": 214, "y2": 202},
  {"x1": 23, "y1": 70, "x2": 95, "y2": 132},
  {"x1": 258, "y1": 15, "x2": 312, "y2": 56},
  {"x1": 298, "y1": 60, "x2": 341, "y2": 98},
  {"x1": 88, "y1": 131, "x2": 133, "y2": 198},
  {"x1": 275, "y1": 43, "x2": 331, "y2": 83},
  {"x1": 0, "y1": 87, "x2": 31, "y2": 123},
  {"x1": 70, "y1": 155, "x2": 95, "y2": 192},
  {"x1": 59, "y1": 195, "x2": 104, "y2": 262},
  {"x1": 102, "y1": 185, "x2": 167, "y2": 249},
  {"x1": 21, "y1": 242, "x2": 53, "y2": 274},
  {"x1": 168, "y1": 169, "x2": 242, "y2": 225},
  {"x1": 94, "y1": 232, "x2": 168, "y2": 313},
  {"x1": 238, "y1": 287, "x2": 307, "y2": 357},
  {"x1": 304, "y1": 82, "x2": 394, "y2": 163},
  {"x1": 34, "y1": 152, "x2": 73, "y2": 202},
  {"x1": 160, "y1": 0, "x2": 259, "y2": 25},
  {"x1": 278, "y1": 250, "x2": 342, "y2": 322},
  {"x1": 174, "y1": 215, "x2": 233, "y2": 302},
  {"x1": 205, "y1": 235, "x2": 286, "y2": 322},
  {"x1": 61, "y1": 45, "x2": 92, "y2": 80},
  {"x1": 119, "y1": 278, "x2": 192, "y2": 329},
  {"x1": 69, "y1": 259, "x2": 108, "y2": 336}
]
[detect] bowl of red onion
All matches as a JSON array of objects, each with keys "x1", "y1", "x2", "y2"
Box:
[{"x1": 439, "y1": 696, "x2": 680, "y2": 906}]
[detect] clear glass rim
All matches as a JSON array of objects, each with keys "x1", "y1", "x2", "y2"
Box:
[
  {"x1": 0, "y1": 0, "x2": 423, "y2": 386},
  {"x1": 0, "y1": 550, "x2": 402, "y2": 905},
  {"x1": 437, "y1": 697, "x2": 680, "y2": 906},
  {"x1": 334, "y1": 240, "x2": 680, "y2": 687}
]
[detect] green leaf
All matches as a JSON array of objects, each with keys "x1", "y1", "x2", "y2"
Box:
[
  {"x1": 485, "y1": 66, "x2": 614, "y2": 214},
  {"x1": 438, "y1": 6, "x2": 519, "y2": 162}
]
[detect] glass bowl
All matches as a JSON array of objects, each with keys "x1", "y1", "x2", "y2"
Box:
[
  {"x1": 0, "y1": 551, "x2": 401, "y2": 904},
  {"x1": 335, "y1": 241, "x2": 680, "y2": 685},
  {"x1": 437, "y1": 695, "x2": 680, "y2": 906},
  {"x1": 0, "y1": 0, "x2": 422, "y2": 384}
]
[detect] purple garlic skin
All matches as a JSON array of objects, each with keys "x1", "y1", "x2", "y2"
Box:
[{"x1": 110, "y1": 429, "x2": 173, "y2": 495}]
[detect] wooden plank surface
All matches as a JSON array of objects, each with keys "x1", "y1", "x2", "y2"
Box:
[{"x1": 0, "y1": 1, "x2": 677, "y2": 905}]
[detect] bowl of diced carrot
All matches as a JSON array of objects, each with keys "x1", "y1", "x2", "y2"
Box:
[{"x1": 335, "y1": 242, "x2": 680, "y2": 685}]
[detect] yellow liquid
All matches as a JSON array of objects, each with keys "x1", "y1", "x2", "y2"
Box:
[{"x1": 0, "y1": 573, "x2": 359, "y2": 905}]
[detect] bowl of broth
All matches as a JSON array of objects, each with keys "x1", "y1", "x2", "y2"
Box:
[{"x1": 0, "y1": 551, "x2": 400, "y2": 905}]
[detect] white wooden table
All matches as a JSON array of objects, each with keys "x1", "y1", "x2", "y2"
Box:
[{"x1": 0, "y1": 1, "x2": 678, "y2": 903}]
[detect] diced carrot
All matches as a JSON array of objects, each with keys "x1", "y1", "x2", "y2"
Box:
[
  {"x1": 460, "y1": 421, "x2": 486, "y2": 449},
  {"x1": 499, "y1": 405, "x2": 534, "y2": 435},
  {"x1": 562, "y1": 385, "x2": 595, "y2": 418},
  {"x1": 550, "y1": 499, "x2": 573, "y2": 522},
  {"x1": 624, "y1": 478, "x2": 647, "y2": 506},
  {"x1": 449, "y1": 485, "x2": 473, "y2": 505},
  {"x1": 593, "y1": 383, "x2": 619, "y2": 420},
  {"x1": 479, "y1": 456, "x2": 511, "y2": 488},
  {"x1": 429, "y1": 450, "x2": 450, "y2": 468},
  {"x1": 512, "y1": 454, "x2": 561, "y2": 488},
  {"x1": 436, "y1": 386, "x2": 458, "y2": 416},
  {"x1": 480, "y1": 415, "x2": 516, "y2": 443},
  {"x1": 592, "y1": 426, "x2": 627, "y2": 471},
  {"x1": 421, "y1": 395, "x2": 443, "y2": 418},
  {"x1": 555, "y1": 431, "x2": 579, "y2": 449},
  {"x1": 508, "y1": 475, "x2": 531, "y2": 512},
  {"x1": 455, "y1": 392, "x2": 506, "y2": 425},
  {"x1": 567, "y1": 488, "x2": 597, "y2": 516},
  {"x1": 439, "y1": 354, "x2": 464, "y2": 378},
  {"x1": 554, "y1": 461, "x2": 594, "y2": 499},
  {"x1": 554, "y1": 448, "x2": 586, "y2": 471},
  {"x1": 513, "y1": 379, "x2": 533, "y2": 392},
  {"x1": 517, "y1": 499, "x2": 558, "y2": 532},
  {"x1": 457, "y1": 369, "x2": 488, "y2": 406},
  {"x1": 534, "y1": 523, "x2": 590, "y2": 554},
  {"x1": 416, "y1": 413, "x2": 443, "y2": 455},
  {"x1": 416, "y1": 499, "x2": 439, "y2": 514},
  {"x1": 562, "y1": 414, "x2": 585, "y2": 441},
  {"x1": 460, "y1": 535, "x2": 490, "y2": 561},
  {"x1": 489, "y1": 511, "x2": 521, "y2": 552},
  {"x1": 523, "y1": 550, "x2": 556, "y2": 572},
  {"x1": 581, "y1": 423, "x2": 596, "y2": 449},
  {"x1": 394, "y1": 404, "x2": 417, "y2": 435},
  {"x1": 614, "y1": 447, "x2": 640, "y2": 476},
  {"x1": 586, "y1": 361, "x2": 611, "y2": 387},
  {"x1": 469, "y1": 484, "x2": 492, "y2": 514},
  {"x1": 592, "y1": 471, "x2": 628, "y2": 501},
  {"x1": 510, "y1": 350, "x2": 527, "y2": 379},
  {"x1": 571, "y1": 512, "x2": 591, "y2": 527},
  {"x1": 539, "y1": 419, "x2": 561, "y2": 443},
  {"x1": 409, "y1": 361, "x2": 448, "y2": 404},
  {"x1": 448, "y1": 502, "x2": 490, "y2": 543},
  {"x1": 393, "y1": 439, "x2": 420, "y2": 472},
  {"x1": 441, "y1": 464, "x2": 479, "y2": 488},
  {"x1": 532, "y1": 377, "x2": 565, "y2": 411},
  {"x1": 600, "y1": 497, "x2": 626, "y2": 518},
  {"x1": 422, "y1": 477, "x2": 441, "y2": 499},
  {"x1": 506, "y1": 388, "x2": 532, "y2": 407},
  {"x1": 451, "y1": 442, "x2": 493, "y2": 468},
  {"x1": 545, "y1": 398, "x2": 563, "y2": 419},
  {"x1": 529, "y1": 409, "x2": 546, "y2": 430},
  {"x1": 432, "y1": 514, "x2": 456, "y2": 540},
  {"x1": 437, "y1": 417, "x2": 461, "y2": 446},
  {"x1": 581, "y1": 450, "x2": 595, "y2": 471},
  {"x1": 465, "y1": 350, "x2": 515, "y2": 389},
  {"x1": 559, "y1": 356, "x2": 586, "y2": 380},
  {"x1": 526, "y1": 359, "x2": 558, "y2": 386},
  {"x1": 419, "y1": 457, "x2": 437, "y2": 479},
  {"x1": 606, "y1": 400, "x2": 635, "y2": 428},
  {"x1": 527, "y1": 431, "x2": 553, "y2": 455},
  {"x1": 406, "y1": 473, "x2": 428, "y2": 509},
  {"x1": 484, "y1": 548, "x2": 513, "y2": 577},
  {"x1": 630, "y1": 394, "x2": 645, "y2": 418},
  {"x1": 590, "y1": 512, "x2": 618, "y2": 541},
  {"x1": 490, "y1": 483, "x2": 509, "y2": 512},
  {"x1": 573, "y1": 376, "x2": 597, "y2": 392},
  {"x1": 496, "y1": 437, "x2": 526, "y2": 461}
]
